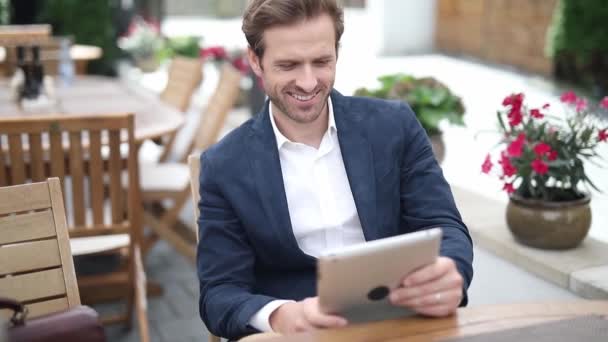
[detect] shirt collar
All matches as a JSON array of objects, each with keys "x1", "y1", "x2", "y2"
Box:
[{"x1": 269, "y1": 97, "x2": 337, "y2": 149}]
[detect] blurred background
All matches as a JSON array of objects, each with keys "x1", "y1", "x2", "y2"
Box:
[{"x1": 1, "y1": 1, "x2": 608, "y2": 342}]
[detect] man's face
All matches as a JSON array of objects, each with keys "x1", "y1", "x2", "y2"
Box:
[{"x1": 248, "y1": 14, "x2": 337, "y2": 125}]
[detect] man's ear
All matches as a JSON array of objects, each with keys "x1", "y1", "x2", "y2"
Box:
[{"x1": 247, "y1": 47, "x2": 263, "y2": 77}]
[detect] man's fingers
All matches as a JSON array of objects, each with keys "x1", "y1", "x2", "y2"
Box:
[
  {"x1": 392, "y1": 288, "x2": 462, "y2": 308},
  {"x1": 291, "y1": 317, "x2": 315, "y2": 333},
  {"x1": 413, "y1": 303, "x2": 456, "y2": 317},
  {"x1": 391, "y1": 271, "x2": 462, "y2": 303},
  {"x1": 402, "y1": 257, "x2": 454, "y2": 287},
  {"x1": 302, "y1": 298, "x2": 348, "y2": 328}
]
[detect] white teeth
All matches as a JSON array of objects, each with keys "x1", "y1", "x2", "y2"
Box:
[{"x1": 292, "y1": 93, "x2": 314, "y2": 101}]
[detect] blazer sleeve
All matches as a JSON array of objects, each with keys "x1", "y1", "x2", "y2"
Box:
[
  {"x1": 197, "y1": 152, "x2": 275, "y2": 340},
  {"x1": 397, "y1": 103, "x2": 474, "y2": 306}
]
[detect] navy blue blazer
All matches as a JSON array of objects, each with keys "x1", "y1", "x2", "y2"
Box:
[{"x1": 197, "y1": 90, "x2": 473, "y2": 340}]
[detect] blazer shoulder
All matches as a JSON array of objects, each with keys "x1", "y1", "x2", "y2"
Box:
[
  {"x1": 202, "y1": 117, "x2": 255, "y2": 167},
  {"x1": 347, "y1": 95, "x2": 417, "y2": 128}
]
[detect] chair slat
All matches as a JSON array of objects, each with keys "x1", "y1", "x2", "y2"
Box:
[
  {"x1": 108, "y1": 130, "x2": 122, "y2": 224},
  {"x1": 0, "y1": 210, "x2": 56, "y2": 245},
  {"x1": 192, "y1": 64, "x2": 242, "y2": 156},
  {"x1": 48, "y1": 177, "x2": 80, "y2": 307},
  {"x1": 0, "y1": 298, "x2": 69, "y2": 321},
  {"x1": 69, "y1": 131, "x2": 85, "y2": 226},
  {"x1": 0, "y1": 239, "x2": 62, "y2": 275},
  {"x1": 160, "y1": 56, "x2": 203, "y2": 112},
  {"x1": 89, "y1": 130, "x2": 104, "y2": 225},
  {"x1": 0, "y1": 138, "x2": 7, "y2": 186},
  {"x1": 0, "y1": 268, "x2": 66, "y2": 302},
  {"x1": 26, "y1": 297, "x2": 70, "y2": 318},
  {"x1": 28, "y1": 133, "x2": 45, "y2": 182},
  {"x1": 0, "y1": 182, "x2": 51, "y2": 215},
  {"x1": 8, "y1": 134, "x2": 26, "y2": 185},
  {"x1": 49, "y1": 130, "x2": 65, "y2": 179},
  {"x1": 188, "y1": 154, "x2": 201, "y2": 242}
]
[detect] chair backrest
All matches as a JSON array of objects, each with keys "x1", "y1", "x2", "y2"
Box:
[
  {"x1": 185, "y1": 63, "x2": 242, "y2": 161},
  {"x1": 0, "y1": 113, "x2": 141, "y2": 242},
  {"x1": 0, "y1": 178, "x2": 81, "y2": 319},
  {"x1": 0, "y1": 25, "x2": 61, "y2": 76},
  {"x1": 0, "y1": 24, "x2": 52, "y2": 44},
  {"x1": 159, "y1": 56, "x2": 204, "y2": 112},
  {"x1": 188, "y1": 155, "x2": 221, "y2": 342},
  {"x1": 187, "y1": 154, "x2": 201, "y2": 242}
]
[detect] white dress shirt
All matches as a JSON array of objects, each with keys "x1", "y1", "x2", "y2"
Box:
[{"x1": 249, "y1": 98, "x2": 366, "y2": 332}]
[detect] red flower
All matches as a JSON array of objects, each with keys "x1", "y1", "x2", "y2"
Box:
[
  {"x1": 502, "y1": 93, "x2": 524, "y2": 107},
  {"x1": 533, "y1": 142, "x2": 552, "y2": 157},
  {"x1": 575, "y1": 98, "x2": 588, "y2": 112},
  {"x1": 600, "y1": 97, "x2": 608, "y2": 110},
  {"x1": 560, "y1": 91, "x2": 578, "y2": 104},
  {"x1": 548, "y1": 150, "x2": 558, "y2": 161},
  {"x1": 507, "y1": 133, "x2": 526, "y2": 157},
  {"x1": 499, "y1": 152, "x2": 517, "y2": 177},
  {"x1": 531, "y1": 159, "x2": 549, "y2": 175},
  {"x1": 231, "y1": 55, "x2": 250, "y2": 75},
  {"x1": 481, "y1": 154, "x2": 493, "y2": 174},
  {"x1": 503, "y1": 93, "x2": 524, "y2": 126},
  {"x1": 502, "y1": 182, "x2": 515, "y2": 194},
  {"x1": 542, "y1": 103, "x2": 550, "y2": 109},
  {"x1": 530, "y1": 108, "x2": 544, "y2": 119},
  {"x1": 599, "y1": 129, "x2": 608, "y2": 142},
  {"x1": 507, "y1": 106, "x2": 523, "y2": 126},
  {"x1": 200, "y1": 46, "x2": 228, "y2": 60}
]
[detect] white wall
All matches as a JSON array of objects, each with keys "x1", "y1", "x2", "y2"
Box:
[{"x1": 368, "y1": 0, "x2": 437, "y2": 55}]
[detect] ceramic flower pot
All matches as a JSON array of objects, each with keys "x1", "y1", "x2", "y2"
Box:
[
  {"x1": 429, "y1": 133, "x2": 445, "y2": 164},
  {"x1": 134, "y1": 56, "x2": 159, "y2": 73},
  {"x1": 506, "y1": 194, "x2": 592, "y2": 249}
]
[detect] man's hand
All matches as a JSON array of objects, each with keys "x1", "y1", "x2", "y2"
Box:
[
  {"x1": 389, "y1": 256, "x2": 463, "y2": 317},
  {"x1": 269, "y1": 297, "x2": 347, "y2": 334}
]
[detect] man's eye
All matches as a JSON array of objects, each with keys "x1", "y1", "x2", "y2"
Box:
[
  {"x1": 278, "y1": 64, "x2": 295, "y2": 70},
  {"x1": 315, "y1": 60, "x2": 330, "y2": 66}
]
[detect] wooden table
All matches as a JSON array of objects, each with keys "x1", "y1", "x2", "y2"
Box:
[
  {"x1": 0, "y1": 75, "x2": 184, "y2": 142},
  {"x1": 1, "y1": 42, "x2": 102, "y2": 75},
  {"x1": 262, "y1": 301, "x2": 608, "y2": 341}
]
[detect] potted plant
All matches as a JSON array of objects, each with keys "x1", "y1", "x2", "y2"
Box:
[
  {"x1": 117, "y1": 16, "x2": 164, "y2": 72},
  {"x1": 482, "y1": 91, "x2": 608, "y2": 249},
  {"x1": 354, "y1": 74, "x2": 465, "y2": 163}
]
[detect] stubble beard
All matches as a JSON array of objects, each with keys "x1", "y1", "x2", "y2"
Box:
[{"x1": 269, "y1": 87, "x2": 330, "y2": 125}]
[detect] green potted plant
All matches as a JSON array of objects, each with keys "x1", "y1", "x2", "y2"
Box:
[
  {"x1": 354, "y1": 73, "x2": 465, "y2": 163},
  {"x1": 117, "y1": 16, "x2": 163, "y2": 72},
  {"x1": 482, "y1": 91, "x2": 608, "y2": 249},
  {"x1": 156, "y1": 35, "x2": 202, "y2": 62}
]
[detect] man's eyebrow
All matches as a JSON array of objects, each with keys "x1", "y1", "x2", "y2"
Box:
[
  {"x1": 273, "y1": 59, "x2": 298, "y2": 65},
  {"x1": 273, "y1": 55, "x2": 334, "y2": 64},
  {"x1": 314, "y1": 54, "x2": 335, "y2": 60}
]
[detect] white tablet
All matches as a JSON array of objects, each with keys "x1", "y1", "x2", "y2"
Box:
[{"x1": 317, "y1": 228, "x2": 442, "y2": 323}]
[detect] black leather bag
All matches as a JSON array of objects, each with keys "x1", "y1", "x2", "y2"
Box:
[{"x1": 0, "y1": 297, "x2": 106, "y2": 342}]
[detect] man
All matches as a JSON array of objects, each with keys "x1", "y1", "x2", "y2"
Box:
[{"x1": 197, "y1": 0, "x2": 473, "y2": 340}]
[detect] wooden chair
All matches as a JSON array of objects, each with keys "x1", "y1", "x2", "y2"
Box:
[
  {"x1": 0, "y1": 24, "x2": 52, "y2": 76},
  {"x1": 140, "y1": 63, "x2": 242, "y2": 262},
  {"x1": 189, "y1": 155, "x2": 277, "y2": 342},
  {"x1": 0, "y1": 24, "x2": 51, "y2": 44},
  {"x1": 0, "y1": 178, "x2": 80, "y2": 318},
  {"x1": 187, "y1": 154, "x2": 219, "y2": 342},
  {"x1": 154, "y1": 56, "x2": 204, "y2": 162},
  {"x1": 0, "y1": 113, "x2": 149, "y2": 341},
  {"x1": 159, "y1": 56, "x2": 204, "y2": 112}
]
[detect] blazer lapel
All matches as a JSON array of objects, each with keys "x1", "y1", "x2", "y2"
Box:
[
  {"x1": 332, "y1": 91, "x2": 379, "y2": 241},
  {"x1": 248, "y1": 102, "x2": 311, "y2": 258}
]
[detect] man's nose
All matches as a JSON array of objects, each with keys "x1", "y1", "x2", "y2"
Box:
[{"x1": 295, "y1": 65, "x2": 318, "y2": 93}]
